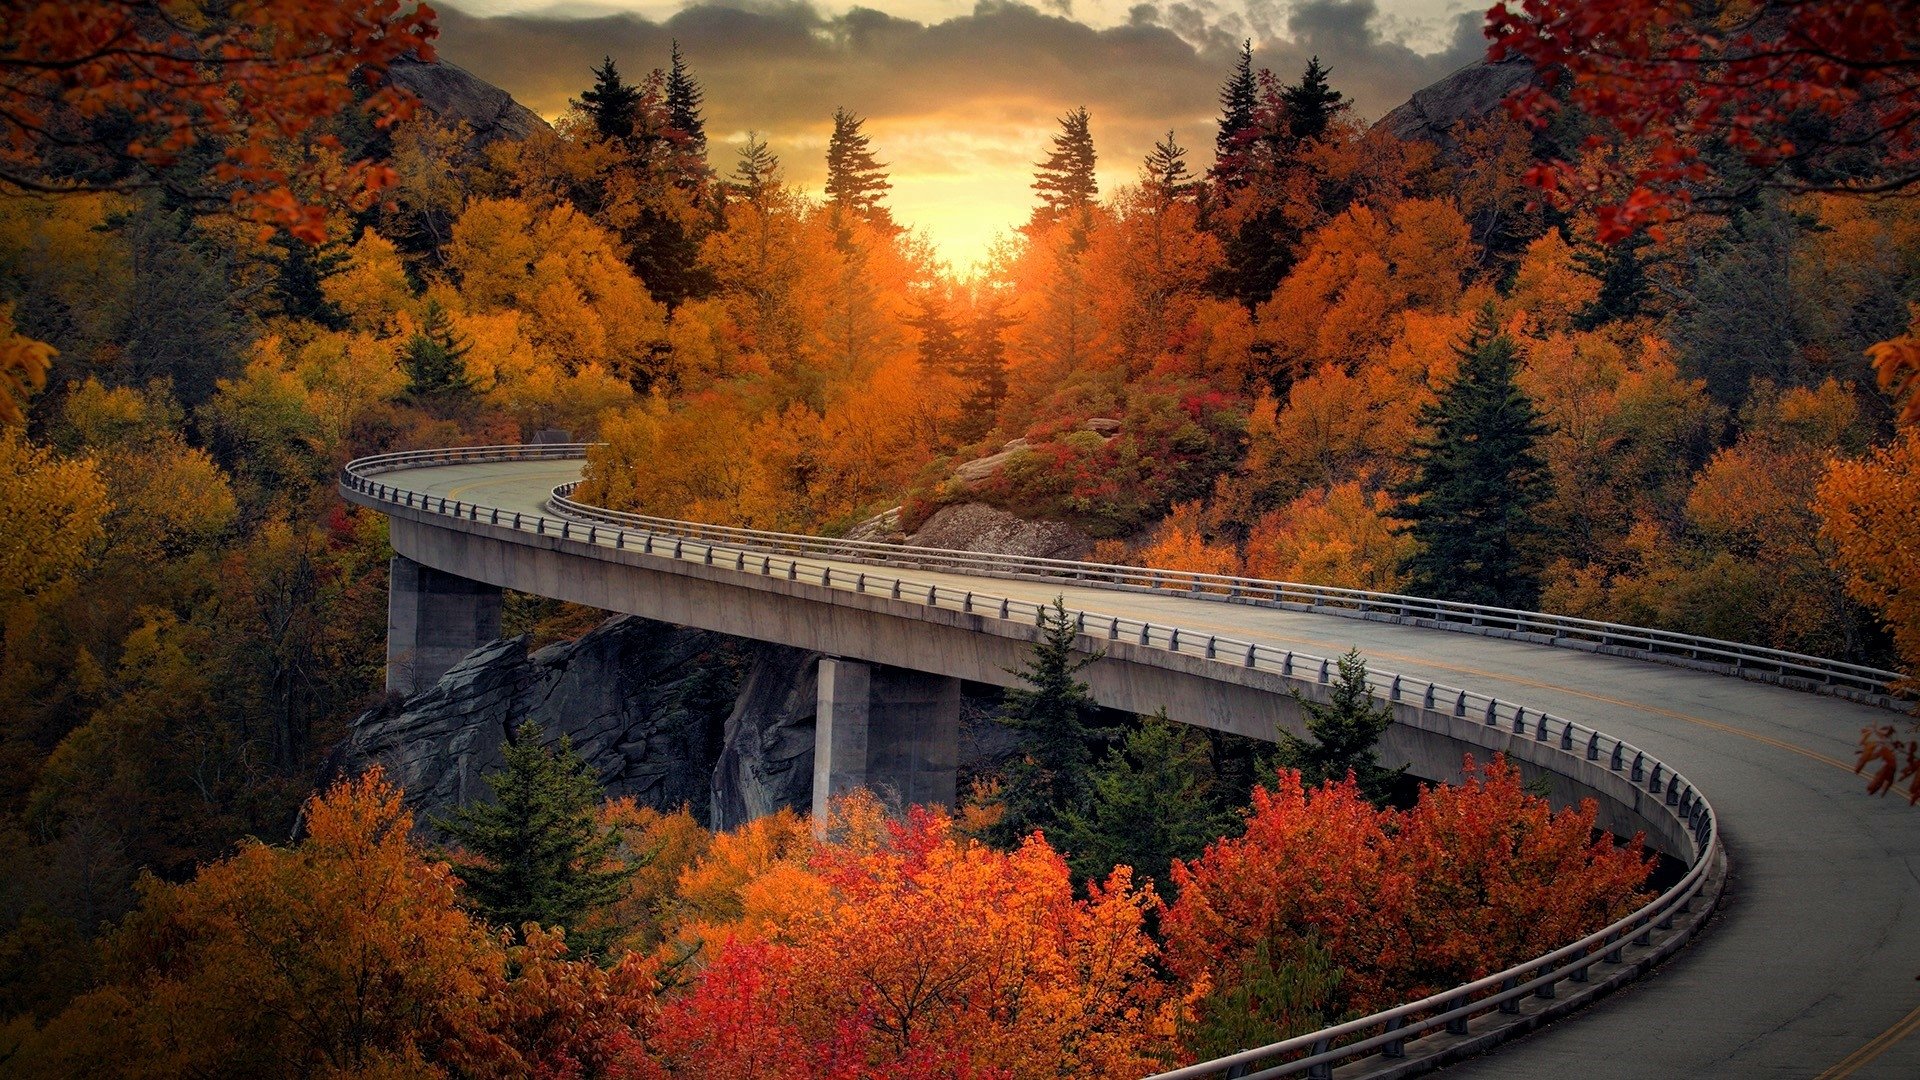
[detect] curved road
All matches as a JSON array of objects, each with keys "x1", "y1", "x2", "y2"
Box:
[{"x1": 387, "y1": 457, "x2": 1920, "y2": 1079}]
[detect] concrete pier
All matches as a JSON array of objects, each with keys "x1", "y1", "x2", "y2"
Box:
[
  {"x1": 386, "y1": 555, "x2": 503, "y2": 693},
  {"x1": 811, "y1": 658, "x2": 961, "y2": 824}
]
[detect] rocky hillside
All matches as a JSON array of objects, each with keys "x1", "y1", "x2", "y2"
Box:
[
  {"x1": 334, "y1": 616, "x2": 743, "y2": 827},
  {"x1": 1373, "y1": 56, "x2": 1535, "y2": 146},
  {"x1": 335, "y1": 614, "x2": 1018, "y2": 832},
  {"x1": 387, "y1": 56, "x2": 547, "y2": 143}
]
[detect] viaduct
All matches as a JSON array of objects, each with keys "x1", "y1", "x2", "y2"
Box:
[{"x1": 344, "y1": 444, "x2": 1920, "y2": 1080}]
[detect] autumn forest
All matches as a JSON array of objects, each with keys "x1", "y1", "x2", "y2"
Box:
[{"x1": 1, "y1": 1, "x2": 1918, "y2": 1077}]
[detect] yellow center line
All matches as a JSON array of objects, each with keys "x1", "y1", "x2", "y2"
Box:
[{"x1": 1814, "y1": 1000, "x2": 1920, "y2": 1079}]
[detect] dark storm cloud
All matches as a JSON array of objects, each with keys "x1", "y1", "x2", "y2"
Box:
[{"x1": 434, "y1": 1, "x2": 1489, "y2": 161}]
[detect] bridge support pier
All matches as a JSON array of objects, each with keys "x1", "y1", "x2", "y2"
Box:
[
  {"x1": 811, "y1": 658, "x2": 960, "y2": 825},
  {"x1": 386, "y1": 555, "x2": 503, "y2": 694}
]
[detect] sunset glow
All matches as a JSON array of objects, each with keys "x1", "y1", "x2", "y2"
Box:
[{"x1": 438, "y1": 0, "x2": 1485, "y2": 268}]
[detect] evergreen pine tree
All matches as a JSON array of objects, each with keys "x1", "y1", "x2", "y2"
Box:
[
  {"x1": 1213, "y1": 39, "x2": 1258, "y2": 184},
  {"x1": 665, "y1": 40, "x2": 707, "y2": 157},
  {"x1": 824, "y1": 107, "x2": 893, "y2": 238},
  {"x1": 1393, "y1": 308, "x2": 1550, "y2": 608},
  {"x1": 578, "y1": 57, "x2": 642, "y2": 144},
  {"x1": 1181, "y1": 937, "x2": 1344, "y2": 1063},
  {"x1": 1572, "y1": 230, "x2": 1658, "y2": 329},
  {"x1": 985, "y1": 599, "x2": 1113, "y2": 847},
  {"x1": 730, "y1": 133, "x2": 781, "y2": 205},
  {"x1": 1275, "y1": 649, "x2": 1407, "y2": 806},
  {"x1": 435, "y1": 721, "x2": 634, "y2": 954},
  {"x1": 959, "y1": 293, "x2": 1012, "y2": 441},
  {"x1": 1030, "y1": 106, "x2": 1099, "y2": 233},
  {"x1": 1281, "y1": 56, "x2": 1346, "y2": 143},
  {"x1": 267, "y1": 232, "x2": 347, "y2": 329},
  {"x1": 1142, "y1": 130, "x2": 1197, "y2": 204},
  {"x1": 907, "y1": 286, "x2": 964, "y2": 379},
  {"x1": 1055, "y1": 711, "x2": 1235, "y2": 899},
  {"x1": 401, "y1": 299, "x2": 474, "y2": 404}
]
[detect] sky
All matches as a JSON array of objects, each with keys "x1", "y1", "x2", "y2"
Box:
[{"x1": 435, "y1": 1, "x2": 1492, "y2": 270}]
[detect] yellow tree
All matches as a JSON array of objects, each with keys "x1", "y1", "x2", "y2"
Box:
[{"x1": 1817, "y1": 431, "x2": 1920, "y2": 800}]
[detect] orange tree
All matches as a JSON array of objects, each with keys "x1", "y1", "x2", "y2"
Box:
[
  {"x1": 648, "y1": 800, "x2": 1178, "y2": 1079},
  {"x1": 1818, "y1": 429, "x2": 1920, "y2": 799},
  {"x1": 13, "y1": 767, "x2": 660, "y2": 1079}
]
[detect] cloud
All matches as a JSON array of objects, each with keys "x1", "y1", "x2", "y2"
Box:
[{"x1": 431, "y1": 1, "x2": 1489, "y2": 266}]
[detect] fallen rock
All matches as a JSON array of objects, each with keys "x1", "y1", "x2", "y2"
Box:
[
  {"x1": 843, "y1": 506, "x2": 905, "y2": 544},
  {"x1": 951, "y1": 446, "x2": 1030, "y2": 485}
]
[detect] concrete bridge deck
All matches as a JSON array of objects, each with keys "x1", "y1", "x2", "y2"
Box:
[{"x1": 355, "y1": 455, "x2": 1920, "y2": 1079}]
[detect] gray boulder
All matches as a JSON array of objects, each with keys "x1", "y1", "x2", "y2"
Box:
[{"x1": 906, "y1": 502, "x2": 1093, "y2": 562}]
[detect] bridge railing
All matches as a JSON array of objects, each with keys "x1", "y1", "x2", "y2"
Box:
[
  {"x1": 542, "y1": 502, "x2": 1897, "y2": 708},
  {"x1": 340, "y1": 443, "x2": 1901, "y2": 703},
  {"x1": 342, "y1": 443, "x2": 1724, "y2": 1078}
]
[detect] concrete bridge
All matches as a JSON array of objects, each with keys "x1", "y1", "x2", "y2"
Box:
[{"x1": 343, "y1": 445, "x2": 1920, "y2": 1079}]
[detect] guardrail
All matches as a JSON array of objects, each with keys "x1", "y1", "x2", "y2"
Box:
[
  {"x1": 342, "y1": 443, "x2": 1904, "y2": 705},
  {"x1": 342, "y1": 442, "x2": 1727, "y2": 1079}
]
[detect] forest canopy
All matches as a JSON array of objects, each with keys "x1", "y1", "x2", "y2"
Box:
[{"x1": 0, "y1": 0, "x2": 1917, "y2": 1071}]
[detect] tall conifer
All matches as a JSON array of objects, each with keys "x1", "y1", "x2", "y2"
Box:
[
  {"x1": 1212, "y1": 40, "x2": 1258, "y2": 192},
  {"x1": 1030, "y1": 106, "x2": 1099, "y2": 233},
  {"x1": 578, "y1": 57, "x2": 641, "y2": 144},
  {"x1": 1281, "y1": 56, "x2": 1346, "y2": 143},
  {"x1": 435, "y1": 721, "x2": 634, "y2": 954},
  {"x1": 825, "y1": 107, "x2": 894, "y2": 238},
  {"x1": 985, "y1": 600, "x2": 1113, "y2": 847},
  {"x1": 1393, "y1": 308, "x2": 1550, "y2": 608},
  {"x1": 665, "y1": 40, "x2": 707, "y2": 156}
]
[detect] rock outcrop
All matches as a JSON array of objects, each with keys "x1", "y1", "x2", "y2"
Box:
[
  {"x1": 905, "y1": 503, "x2": 1093, "y2": 561},
  {"x1": 1374, "y1": 57, "x2": 1535, "y2": 147},
  {"x1": 386, "y1": 56, "x2": 548, "y2": 144},
  {"x1": 335, "y1": 616, "x2": 743, "y2": 826},
  {"x1": 709, "y1": 644, "x2": 821, "y2": 830}
]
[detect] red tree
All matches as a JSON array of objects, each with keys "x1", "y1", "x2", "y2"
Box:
[
  {"x1": 1487, "y1": 0, "x2": 1920, "y2": 420},
  {"x1": 1, "y1": 1, "x2": 438, "y2": 242}
]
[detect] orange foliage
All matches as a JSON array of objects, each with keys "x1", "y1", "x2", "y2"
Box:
[
  {"x1": 1869, "y1": 304, "x2": 1920, "y2": 426},
  {"x1": 18, "y1": 768, "x2": 501, "y2": 1076},
  {"x1": 1134, "y1": 501, "x2": 1238, "y2": 582},
  {"x1": 1243, "y1": 481, "x2": 1413, "y2": 592},
  {"x1": 1256, "y1": 199, "x2": 1471, "y2": 377},
  {"x1": 652, "y1": 803, "x2": 1176, "y2": 1079},
  {"x1": 1816, "y1": 431, "x2": 1920, "y2": 797}
]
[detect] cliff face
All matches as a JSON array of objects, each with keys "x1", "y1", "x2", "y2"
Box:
[
  {"x1": 336, "y1": 616, "x2": 744, "y2": 826},
  {"x1": 386, "y1": 56, "x2": 548, "y2": 144},
  {"x1": 1373, "y1": 57, "x2": 1536, "y2": 147},
  {"x1": 708, "y1": 644, "x2": 821, "y2": 831}
]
